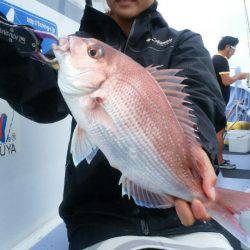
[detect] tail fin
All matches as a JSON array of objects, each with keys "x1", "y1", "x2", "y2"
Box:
[{"x1": 206, "y1": 187, "x2": 250, "y2": 247}]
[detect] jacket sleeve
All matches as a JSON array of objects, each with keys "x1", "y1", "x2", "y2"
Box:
[
  {"x1": 0, "y1": 39, "x2": 69, "y2": 123},
  {"x1": 169, "y1": 31, "x2": 226, "y2": 161}
]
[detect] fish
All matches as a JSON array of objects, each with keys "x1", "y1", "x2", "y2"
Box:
[{"x1": 53, "y1": 36, "x2": 250, "y2": 246}]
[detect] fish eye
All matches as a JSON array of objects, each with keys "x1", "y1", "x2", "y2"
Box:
[
  {"x1": 87, "y1": 45, "x2": 105, "y2": 59},
  {"x1": 89, "y1": 49, "x2": 97, "y2": 57}
]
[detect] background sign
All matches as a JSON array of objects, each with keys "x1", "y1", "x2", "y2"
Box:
[
  {"x1": 0, "y1": 100, "x2": 19, "y2": 157},
  {"x1": 0, "y1": 0, "x2": 58, "y2": 53}
]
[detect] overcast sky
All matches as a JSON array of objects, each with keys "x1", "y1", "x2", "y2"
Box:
[{"x1": 157, "y1": 0, "x2": 250, "y2": 73}]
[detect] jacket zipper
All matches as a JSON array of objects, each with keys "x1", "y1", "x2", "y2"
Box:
[
  {"x1": 123, "y1": 18, "x2": 150, "y2": 237},
  {"x1": 140, "y1": 218, "x2": 150, "y2": 236},
  {"x1": 123, "y1": 19, "x2": 136, "y2": 53}
]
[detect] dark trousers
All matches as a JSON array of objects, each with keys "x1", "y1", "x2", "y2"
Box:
[{"x1": 67, "y1": 219, "x2": 241, "y2": 250}]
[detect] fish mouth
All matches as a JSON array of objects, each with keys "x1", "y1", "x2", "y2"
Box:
[
  {"x1": 53, "y1": 36, "x2": 101, "y2": 95},
  {"x1": 52, "y1": 36, "x2": 70, "y2": 55},
  {"x1": 53, "y1": 36, "x2": 90, "y2": 54},
  {"x1": 52, "y1": 36, "x2": 92, "y2": 65}
]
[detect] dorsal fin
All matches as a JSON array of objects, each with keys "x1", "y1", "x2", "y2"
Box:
[
  {"x1": 146, "y1": 65, "x2": 182, "y2": 76},
  {"x1": 147, "y1": 65, "x2": 200, "y2": 148}
]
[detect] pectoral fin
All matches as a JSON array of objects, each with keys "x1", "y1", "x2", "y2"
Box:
[
  {"x1": 71, "y1": 125, "x2": 98, "y2": 166},
  {"x1": 89, "y1": 104, "x2": 116, "y2": 133},
  {"x1": 80, "y1": 96, "x2": 116, "y2": 133}
]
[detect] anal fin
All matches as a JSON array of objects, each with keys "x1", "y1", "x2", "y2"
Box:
[{"x1": 119, "y1": 175, "x2": 174, "y2": 209}]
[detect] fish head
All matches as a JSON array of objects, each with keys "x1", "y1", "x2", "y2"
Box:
[
  {"x1": 53, "y1": 36, "x2": 115, "y2": 96},
  {"x1": 53, "y1": 36, "x2": 121, "y2": 130}
]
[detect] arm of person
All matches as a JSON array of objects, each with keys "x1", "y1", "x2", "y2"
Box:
[
  {"x1": 0, "y1": 39, "x2": 69, "y2": 123},
  {"x1": 169, "y1": 31, "x2": 224, "y2": 225},
  {"x1": 220, "y1": 72, "x2": 248, "y2": 86}
]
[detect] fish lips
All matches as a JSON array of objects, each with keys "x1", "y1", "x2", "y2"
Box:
[{"x1": 52, "y1": 32, "x2": 93, "y2": 60}]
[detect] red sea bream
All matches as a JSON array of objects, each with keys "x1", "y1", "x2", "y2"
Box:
[{"x1": 53, "y1": 36, "x2": 250, "y2": 246}]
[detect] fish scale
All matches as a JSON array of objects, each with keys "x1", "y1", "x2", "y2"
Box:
[
  {"x1": 118, "y1": 81, "x2": 196, "y2": 190},
  {"x1": 91, "y1": 89, "x2": 171, "y2": 192},
  {"x1": 88, "y1": 79, "x2": 193, "y2": 198},
  {"x1": 124, "y1": 73, "x2": 203, "y2": 194}
]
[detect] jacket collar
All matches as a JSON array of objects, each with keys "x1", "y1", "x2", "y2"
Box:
[
  {"x1": 81, "y1": 1, "x2": 158, "y2": 24},
  {"x1": 137, "y1": 0, "x2": 158, "y2": 19},
  {"x1": 80, "y1": 1, "x2": 168, "y2": 40}
]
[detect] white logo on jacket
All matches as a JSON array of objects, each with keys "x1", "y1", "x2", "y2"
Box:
[{"x1": 146, "y1": 37, "x2": 173, "y2": 47}]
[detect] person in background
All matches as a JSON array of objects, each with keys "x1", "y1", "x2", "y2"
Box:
[
  {"x1": 212, "y1": 36, "x2": 249, "y2": 170},
  {"x1": 0, "y1": 1, "x2": 238, "y2": 249}
]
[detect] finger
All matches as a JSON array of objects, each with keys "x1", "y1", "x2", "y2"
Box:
[
  {"x1": 196, "y1": 148, "x2": 217, "y2": 201},
  {"x1": 203, "y1": 180, "x2": 216, "y2": 201},
  {"x1": 201, "y1": 153, "x2": 217, "y2": 201},
  {"x1": 175, "y1": 199, "x2": 195, "y2": 226},
  {"x1": 191, "y1": 199, "x2": 211, "y2": 221}
]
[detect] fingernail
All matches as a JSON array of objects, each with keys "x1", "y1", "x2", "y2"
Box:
[
  {"x1": 181, "y1": 219, "x2": 194, "y2": 227},
  {"x1": 210, "y1": 187, "x2": 216, "y2": 201}
]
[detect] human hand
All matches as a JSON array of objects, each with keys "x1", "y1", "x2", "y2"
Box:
[
  {"x1": 174, "y1": 148, "x2": 217, "y2": 226},
  {"x1": 237, "y1": 72, "x2": 249, "y2": 80}
]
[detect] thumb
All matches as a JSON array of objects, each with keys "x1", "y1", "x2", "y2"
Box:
[
  {"x1": 203, "y1": 175, "x2": 216, "y2": 201},
  {"x1": 196, "y1": 148, "x2": 217, "y2": 201}
]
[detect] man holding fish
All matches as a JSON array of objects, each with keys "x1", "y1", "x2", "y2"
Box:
[{"x1": 1, "y1": 0, "x2": 248, "y2": 249}]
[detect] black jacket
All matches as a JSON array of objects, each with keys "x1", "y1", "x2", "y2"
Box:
[{"x1": 0, "y1": 3, "x2": 229, "y2": 249}]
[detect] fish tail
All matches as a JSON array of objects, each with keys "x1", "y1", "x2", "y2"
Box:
[{"x1": 205, "y1": 187, "x2": 250, "y2": 247}]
